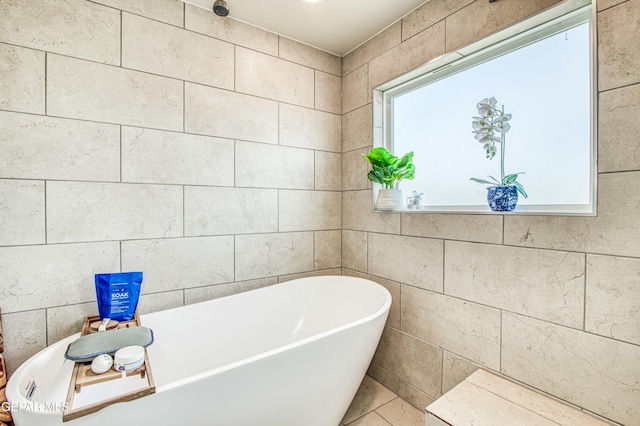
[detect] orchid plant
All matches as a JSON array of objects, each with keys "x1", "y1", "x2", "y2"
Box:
[{"x1": 470, "y1": 97, "x2": 527, "y2": 198}]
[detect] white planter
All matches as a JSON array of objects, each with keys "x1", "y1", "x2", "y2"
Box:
[{"x1": 376, "y1": 189, "x2": 403, "y2": 211}]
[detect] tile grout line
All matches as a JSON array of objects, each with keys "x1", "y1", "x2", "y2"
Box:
[
  {"x1": 44, "y1": 308, "x2": 49, "y2": 347},
  {"x1": 119, "y1": 10, "x2": 123, "y2": 68},
  {"x1": 440, "y1": 349, "x2": 445, "y2": 396},
  {"x1": 583, "y1": 252, "x2": 587, "y2": 331},
  {"x1": 44, "y1": 52, "x2": 48, "y2": 116},
  {"x1": 499, "y1": 309, "x2": 503, "y2": 372},
  {"x1": 183, "y1": 80, "x2": 186, "y2": 133},
  {"x1": 442, "y1": 240, "x2": 446, "y2": 294},
  {"x1": 182, "y1": 185, "x2": 186, "y2": 240},
  {"x1": 119, "y1": 125, "x2": 123, "y2": 182},
  {"x1": 43, "y1": 180, "x2": 48, "y2": 245}
]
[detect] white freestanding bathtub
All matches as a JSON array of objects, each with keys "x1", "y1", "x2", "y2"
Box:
[{"x1": 7, "y1": 275, "x2": 391, "y2": 425}]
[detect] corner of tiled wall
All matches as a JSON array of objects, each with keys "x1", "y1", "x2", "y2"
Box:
[
  {"x1": 341, "y1": 0, "x2": 640, "y2": 424},
  {"x1": 0, "y1": 0, "x2": 342, "y2": 376}
]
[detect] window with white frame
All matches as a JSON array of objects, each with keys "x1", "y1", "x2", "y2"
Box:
[{"x1": 378, "y1": 3, "x2": 595, "y2": 215}]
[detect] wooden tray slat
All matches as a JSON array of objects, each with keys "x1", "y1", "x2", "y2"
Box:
[{"x1": 62, "y1": 311, "x2": 155, "y2": 422}]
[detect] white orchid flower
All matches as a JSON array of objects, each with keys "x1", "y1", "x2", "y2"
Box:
[
  {"x1": 476, "y1": 97, "x2": 498, "y2": 116},
  {"x1": 470, "y1": 97, "x2": 527, "y2": 199}
]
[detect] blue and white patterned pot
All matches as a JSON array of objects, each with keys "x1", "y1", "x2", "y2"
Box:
[{"x1": 487, "y1": 185, "x2": 518, "y2": 212}]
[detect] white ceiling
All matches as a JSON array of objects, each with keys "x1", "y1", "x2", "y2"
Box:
[{"x1": 183, "y1": 0, "x2": 428, "y2": 56}]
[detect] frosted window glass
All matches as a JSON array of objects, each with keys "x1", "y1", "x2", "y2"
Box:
[{"x1": 388, "y1": 20, "x2": 592, "y2": 213}]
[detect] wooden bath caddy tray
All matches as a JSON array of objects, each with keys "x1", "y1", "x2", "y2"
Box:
[{"x1": 63, "y1": 311, "x2": 155, "y2": 422}]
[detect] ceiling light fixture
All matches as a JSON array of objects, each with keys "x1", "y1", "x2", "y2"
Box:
[{"x1": 299, "y1": 0, "x2": 326, "y2": 4}]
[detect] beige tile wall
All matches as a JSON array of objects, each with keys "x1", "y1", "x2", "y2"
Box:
[
  {"x1": 3, "y1": 0, "x2": 639, "y2": 424},
  {"x1": 343, "y1": 0, "x2": 640, "y2": 424},
  {"x1": 0, "y1": 0, "x2": 341, "y2": 375}
]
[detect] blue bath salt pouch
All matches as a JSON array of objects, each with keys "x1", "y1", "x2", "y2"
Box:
[{"x1": 95, "y1": 272, "x2": 143, "y2": 321}]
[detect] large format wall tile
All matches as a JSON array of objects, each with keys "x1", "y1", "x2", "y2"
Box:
[
  {"x1": 138, "y1": 290, "x2": 184, "y2": 314},
  {"x1": 342, "y1": 230, "x2": 368, "y2": 273},
  {"x1": 342, "y1": 64, "x2": 368, "y2": 114},
  {"x1": 92, "y1": 0, "x2": 185, "y2": 27},
  {"x1": 184, "y1": 4, "x2": 278, "y2": 56},
  {"x1": 445, "y1": 242, "x2": 585, "y2": 328},
  {"x1": 235, "y1": 141, "x2": 314, "y2": 189},
  {"x1": 0, "y1": 242, "x2": 120, "y2": 313},
  {"x1": 315, "y1": 151, "x2": 342, "y2": 191},
  {"x1": 123, "y1": 13, "x2": 234, "y2": 89},
  {"x1": 185, "y1": 82, "x2": 278, "y2": 144},
  {"x1": 0, "y1": 111, "x2": 120, "y2": 181},
  {"x1": 277, "y1": 268, "x2": 341, "y2": 282},
  {"x1": 279, "y1": 190, "x2": 341, "y2": 231},
  {"x1": 597, "y1": 0, "x2": 628, "y2": 12},
  {"x1": 279, "y1": 37, "x2": 341, "y2": 76},
  {"x1": 442, "y1": 351, "x2": 480, "y2": 394},
  {"x1": 372, "y1": 326, "x2": 443, "y2": 399},
  {"x1": 365, "y1": 362, "x2": 402, "y2": 396},
  {"x1": 0, "y1": 44, "x2": 44, "y2": 114},
  {"x1": 402, "y1": 213, "x2": 503, "y2": 244},
  {"x1": 184, "y1": 278, "x2": 278, "y2": 304},
  {"x1": 236, "y1": 47, "x2": 314, "y2": 108},
  {"x1": 586, "y1": 255, "x2": 640, "y2": 345},
  {"x1": 343, "y1": 190, "x2": 400, "y2": 234},
  {"x1": 445, "y1": 0, "x2": 561, "y2": 52},
  {"x1": 314, "y1": 71, "x2": 342, "y2": 114},
  {"x1": 402, "y1": 0, "x2": 475, "y2": 42},
  {"x1": 397, "y1": 383, "x2": 434, "y2": 417},
  {"x1": 314, "y1": 230, "x2": 341, "y2": 270},
  {"x1": 121, "y1": 126, "x2": 234, "y2": 186},
  {"x1": 369, "y1": 233, "x2": 443, "y2": 292},
  {"x1": 46, "y1": 302, "x2": 97, "y2": 345},
  {"x1": 122, "y1": 236, "x2": 235, "y2": 293},
  {"x1": 342, "y1": 149, "x2": 371, "y2": 191},
  {"x1": 598, "y1": 83, "x2": 640, "y2": 172},
  {"x1": 402, "y1": 285, "x2": 501, "y2": 370},
  {"x1": 46, "y1": 182, "x2": 183, "y2": 243},
  {"x1": 598, "y1": 0, "x2": 640, "y2": 91},
  {"x1": 2, "y1": 310, "x2": 46, "y2": 376},
  {"x1": 0, "y1": 0, "x2": 120, "y2": 64},
  {"x1": 369, "y1": 21, "x2": 445, "y2": 89},
  {"x1": 502, "y1": 313, "x2": 640, "y2": 426},
  {"x1": 235, "y1": 232, "x2": 314, "y2": 280},
  {"x1": 504, "y1": 172, "x2": 640, "y2": 257},
  {"x1": 47, "y1": 55, "x2": 183, "y2": 131},
  {"x1": 343, "y1": 22, "x2": 401, "y2": 76},
  {"x1": 279, "y1": 104, "x2": 341, "y2": 152},
  {"x1": 184, "y1": 186, "x2": 278, "y2": 236},
  {"x1": 342, "y1": 104, "x2": 373, "y2": 152},
  {"x1": 0, "y1": 180, "x2": 44, "y2": 246}
]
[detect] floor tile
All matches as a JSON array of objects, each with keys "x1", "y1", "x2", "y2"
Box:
[
  {"x1": 376, "y1": 398, "x2": 426, "y2": 426},
  {"x1": 342, "y1": 375, "x2": 398, "y2": 424},
  {"x1": 347, "y1": 412, "x2": 394, "y2": 426}
]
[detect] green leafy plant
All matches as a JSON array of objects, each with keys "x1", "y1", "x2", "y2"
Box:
[
  {"x1": 470, "y1": 97, "x2": 527, "y2": 198},
  {"x1": 362, "y1": 147, "x2": 415, "y2": 189}
]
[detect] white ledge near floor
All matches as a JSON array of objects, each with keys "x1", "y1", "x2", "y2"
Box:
[{"x1": 425, "y1": 369, "x2": 613, "y2": 426}]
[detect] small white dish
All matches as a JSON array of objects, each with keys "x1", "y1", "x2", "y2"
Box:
[{"x1": 113, "y1": 346, "x2": 145, "y2": 372}]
